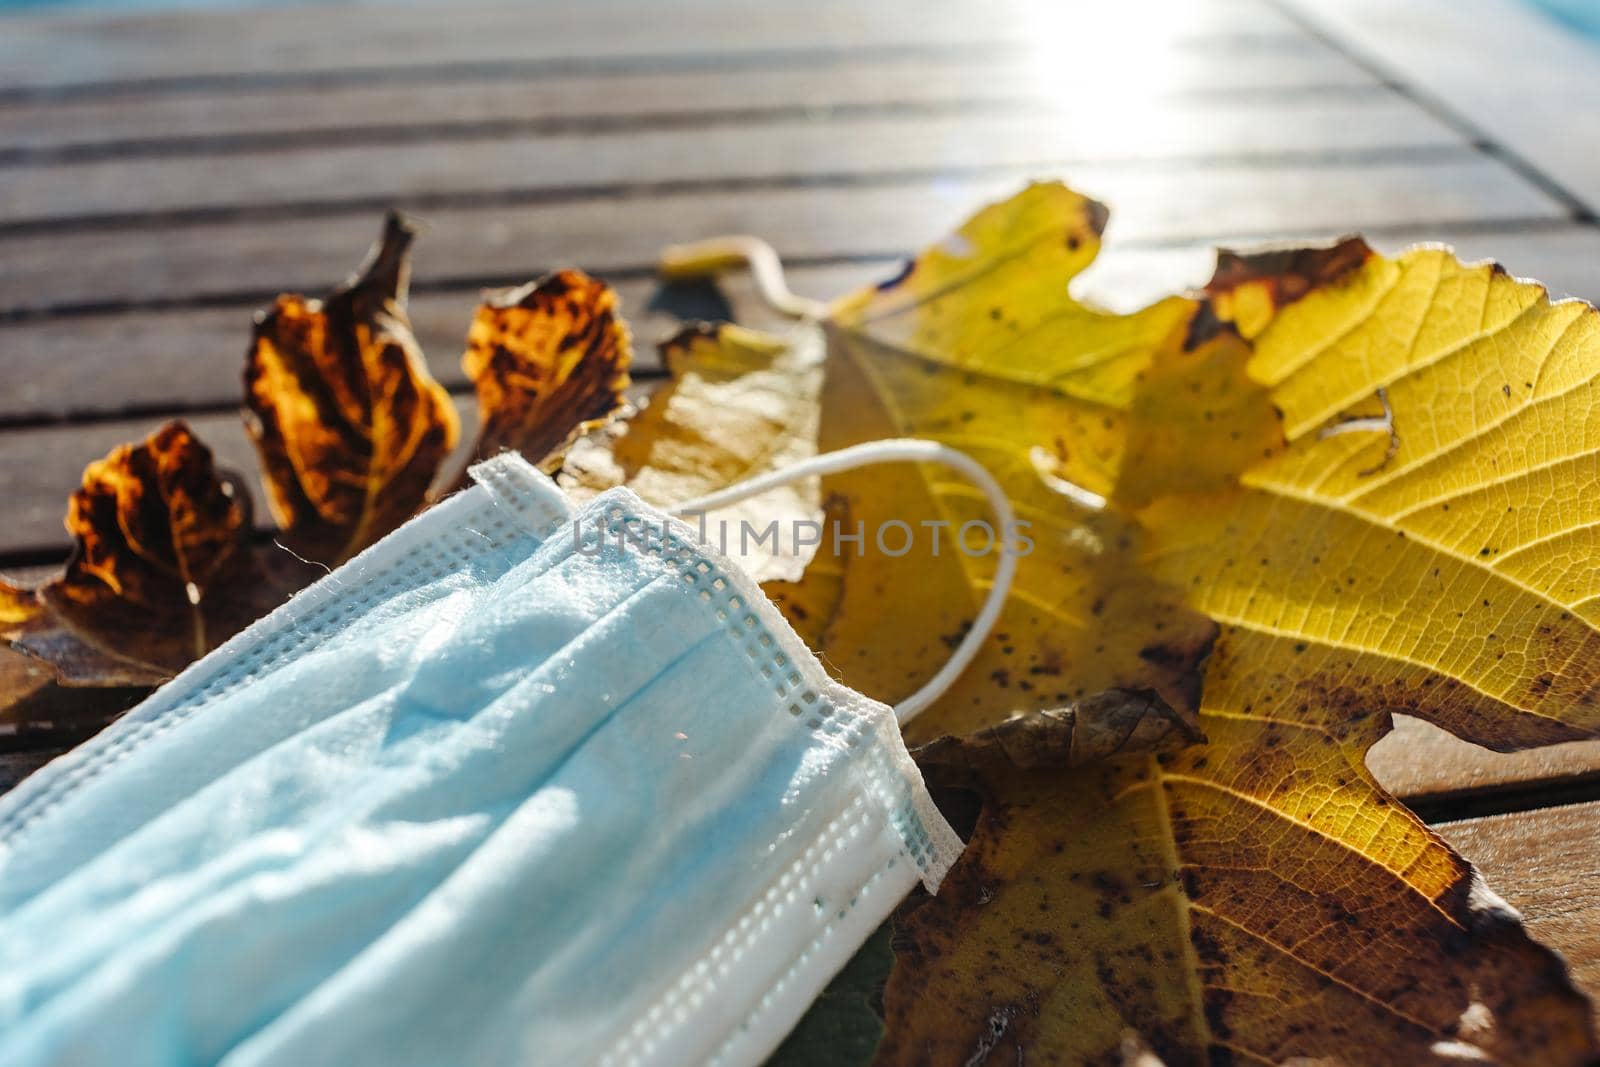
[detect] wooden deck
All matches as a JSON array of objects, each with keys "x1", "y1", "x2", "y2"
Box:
[{"x1": 1, "y1": 0, "x2": 1598, "y2": 1003}]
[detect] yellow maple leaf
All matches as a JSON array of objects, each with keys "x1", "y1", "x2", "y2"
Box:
[
  {"x1": 663, "y1": 184, "x2": 1600, "y2": 1064},
  {"x1": 810, "y1": 183, "x2": 1216, "y2": 738}
]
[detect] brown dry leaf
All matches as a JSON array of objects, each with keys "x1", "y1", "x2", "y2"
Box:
[
  {"x1": 5, "y1": 228, "x2": 628, "y2": 716},
  {"x1": 10, "y1": 422, "x2": 310, "y2": 682},
  {"x1": 2, "y1": 572, "x2": 162, "y2": 711},
  {"x1": 559, "y1": 321, "x2": 825, "y2": 583},
  {"x1": 5, "y1": 607, "x2": 169, "y2": 690},
  {"x1": 462, "y1": 269, "x2": 631, "y2": 471},
  {"x1": 913, "y1": 689, "x2": 1202, "y2": 776},
  {"x1": 244, "y1": 212, "x2": 459, "y2": 566}
]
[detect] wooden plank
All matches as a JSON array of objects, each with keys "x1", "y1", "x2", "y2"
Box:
[
  {"x1": 0, "y1": 99, "x2": 1466, "y2": 228},
  {"x1": 9, "y1": 220, "x2": 1600, "y2": 483},
  {"x1": 1282, "y1": 0, "x2": 1600, "y2": 216},
  {"x1": 0, "y1": 157, "x2": 1564, "y2": 315},
  {"x1": 10, "y1": 218, "x2": 1593, "y2": 504},
  {"x1": 1071, "y1": 223, "x2": 1600, "y2": 311},
  {"x1": 0, "y1": 0, "x2": 1304, "y2": 94},
  {"x1": 1435, "y1": 800, "x2": 1600, "y2": 998},
  {"x1": 0, "y1": 261, "x2": 895, "y2": 423},
  {"x1": 1370, "y1": 716, "x2": 1600, "y2": 807},
  {"x1": 0, "y1": 50, "x2": 1378, "y2": 163},
  {"x1": 10, "y1": 224, "x2": 1600, "y2": 424}
]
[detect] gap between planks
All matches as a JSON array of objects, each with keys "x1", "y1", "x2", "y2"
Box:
[
  {"x1": 1434, "y1": 798, "x2": 1600, "y2": 1001},
  {"x1": 0, "y1": 141, "x2": 1478, "y2": 236},
  {"x1": 0, "y1": 46, "x2": 1381, "y2": 164},
  {"x1": 0, "y1": 156, "x2": 1570, "y2": 319},
  {"x1": 0, "y1": 0, "x2": 1308, "y2": 96}
]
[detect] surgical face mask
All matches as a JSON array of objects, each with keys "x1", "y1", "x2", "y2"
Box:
[{"x1": 0, "y1": 440, "x2": 1016, "y2": 1067}]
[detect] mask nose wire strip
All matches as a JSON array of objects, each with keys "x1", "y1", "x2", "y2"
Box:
[{"x1": 666, "y1": 439, "x2": 1017, "y2": 725}]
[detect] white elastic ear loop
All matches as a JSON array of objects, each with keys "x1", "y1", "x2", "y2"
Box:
[{"x1": 667, "y1": 440, "x2": 1017, "y2": 725}]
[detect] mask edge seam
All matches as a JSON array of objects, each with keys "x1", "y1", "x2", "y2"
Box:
[{"x1": 576, "y1": 486, "x2": 963, "y2": 886}]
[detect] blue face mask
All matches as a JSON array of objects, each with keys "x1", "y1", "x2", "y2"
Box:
[{"x1": 0, "y1": 443, "x2": 1016, "y2": 1067}]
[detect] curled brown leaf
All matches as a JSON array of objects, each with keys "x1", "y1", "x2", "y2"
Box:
[
  {"x1": 462, "y1": 269, "x2": 632, "y2": 473},
  {"x1": 15, "y1": 421, "x2": 309, "y2": 681},
  {"x1": 913, "y1": 688, "x2": 1204, "y2": 781},
  {"x1": 244, "y1": 211, "x2": 459, "y2": 566}
]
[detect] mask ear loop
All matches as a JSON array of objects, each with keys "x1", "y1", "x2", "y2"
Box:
[{"x1": 667, "y1": 439, "x2": 1017, "y2": 726}]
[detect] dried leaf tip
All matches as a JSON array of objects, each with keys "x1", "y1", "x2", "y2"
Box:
[
  {"x1": 1206, "y1": 234, "x2": 1374, "y2": 299},
  {"x1": 913, "y1": 688, "x2": 1203, "y2": 780},
  {"x1": 345, "y1": 209, "x2": 418, "y2": 310}
]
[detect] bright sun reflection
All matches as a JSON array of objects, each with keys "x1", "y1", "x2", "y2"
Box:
[
  {"x1": 1015, "y1": 0, "x2": 1196, "y2": 113},
  {"x1": 1003, "y1": 0, "x2": 1225, "y2": 311}
]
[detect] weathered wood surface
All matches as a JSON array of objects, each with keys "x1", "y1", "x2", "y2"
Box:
[
  {"x1": 1436, "y1": 801, "x2": 1600, "y2": 998},
  {"x1": 1371, "y1": 717, "x2": 1600, "y2": 808},
  {"x1": 0, "y1": 98, "x2": 1466, "y2": 226},
  {"x1": 13, "y1": 215, "x2": 1600, "y2": 556},
  {"x1": 1285, "y1": 0, "x2": 1600, "y2": 214},
  {"x1": 0, "y1": 0, "x2": 1305, "y2": 93},
  {"x1": 0, "y1": 156, "x2": 1563, "y2": 316},
  {"x1": 0, "y1": 51, "x2": 1378, "y2": 163},
  {"x1": 10, "y1": 224, "x2": 1600, "y2": 431}
]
